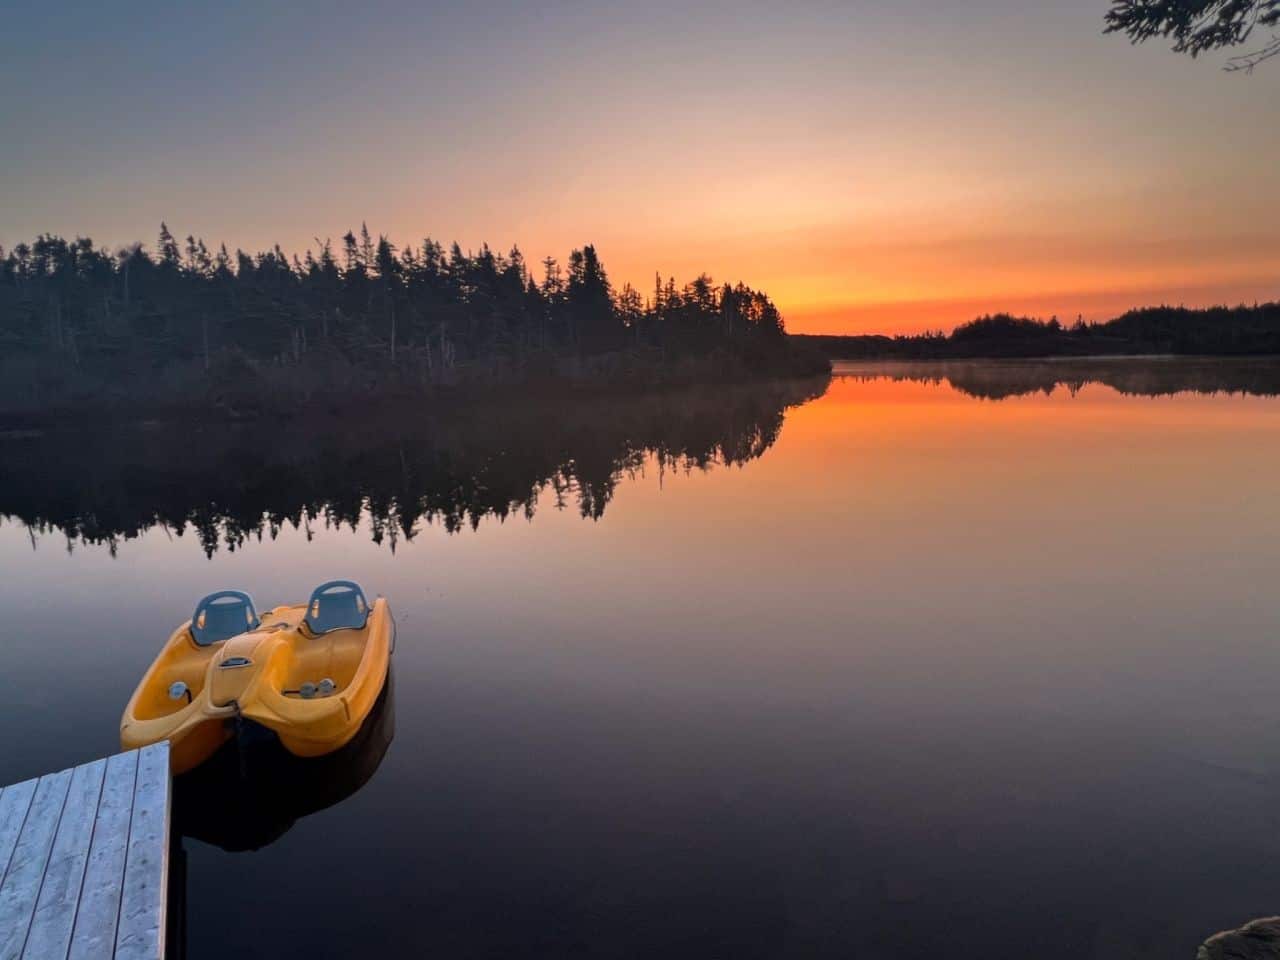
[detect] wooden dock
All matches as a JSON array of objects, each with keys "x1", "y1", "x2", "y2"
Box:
[{"x1": 0, "y1": 742, "x2": 170, "y2": 960}]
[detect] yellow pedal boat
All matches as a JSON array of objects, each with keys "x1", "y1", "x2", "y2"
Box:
[{"x1": 121, "y1": 581, "x2": 393, "y2": 774}]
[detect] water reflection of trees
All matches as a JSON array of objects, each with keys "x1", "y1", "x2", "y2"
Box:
[
  {"x1": 0, "y1": 377, "x2": 828, "y2": 556},
  {"x1": 838, "y1": 358, "x2": 1280, "y2": 401}
]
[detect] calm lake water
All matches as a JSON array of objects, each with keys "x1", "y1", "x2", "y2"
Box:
[{"x1": 3, "y1": 359, "x2": 1280, "y2": 958}]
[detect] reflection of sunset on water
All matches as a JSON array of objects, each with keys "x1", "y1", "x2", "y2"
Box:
[{"x1": 3, "y1": 362, "x2": 1280, "y2": 957}]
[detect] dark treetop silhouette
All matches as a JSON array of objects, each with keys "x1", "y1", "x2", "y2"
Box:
[
  {"x1": 1106, "y1": 0, "x2": 1280, "y2": 70},
  {"x1": 799, "y1": 303, "x2": 1280, "y2": 361},
  {"x1": 0, "y1": 226, "x2": 827, "y2": 422}
]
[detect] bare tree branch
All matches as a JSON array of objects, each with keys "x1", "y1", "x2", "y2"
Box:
[{"x1": 1225, "y1": 32, "x2": 1280, "y2": 71}]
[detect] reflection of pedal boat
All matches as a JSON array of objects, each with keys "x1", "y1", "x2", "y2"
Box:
[
  {"x1": 174, "y1": 672, "x2": 396, "y2": 851},
  {"x1": 120, "y1": 581, "x2": 393, "y2": 774}
]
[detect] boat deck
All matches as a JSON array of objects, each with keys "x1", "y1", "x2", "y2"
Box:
[{"x1": 0, "y1": 742, "x2": 170, "y2": 960}]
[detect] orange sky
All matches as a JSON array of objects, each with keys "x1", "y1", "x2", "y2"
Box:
[{"x1": 4, "y1": 3, "x2": 1278, "y2": 335}]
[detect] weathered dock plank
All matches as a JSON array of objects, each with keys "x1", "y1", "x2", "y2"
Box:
[
  {"x1": 68, "y1": 751, "x2": 138, "y2": 960},
  {"x1": 0, "y1": 769, "x2": 72, "y2": 960},
  {"x1": 113, "y1": 744, "x2": 169, "y2": 960},
  {"x1": 0, "y1": 743, "x2": 169, "y2": 960},
  {"x1": 0, "y1": 781, "x2": 37, "y2": 891},
  {"x1": 24, "y1": 759, "x2": 106, "y2": 960}
]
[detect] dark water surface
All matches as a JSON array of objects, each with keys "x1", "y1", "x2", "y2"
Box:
[{"x1": 3, "y1": 360, "x2": 1280, "y2": 958}]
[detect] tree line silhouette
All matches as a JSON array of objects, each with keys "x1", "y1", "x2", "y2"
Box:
[
  {"x1": 838, "y1": 356, "x2": 1280, "y2": 401},
  {"x1": 0, "y1": 225, "x2": 827, "y2": 420},
  {"x1": 802, "y1": 304, "x2": 1280, "y2": 360},
  {"x1": 0, "y1": 377, "x2": 827, "y2": 557}
]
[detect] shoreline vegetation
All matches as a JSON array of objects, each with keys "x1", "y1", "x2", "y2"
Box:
[
  {"x1": 0, "y1": 226, "x2": 828, "y2": 423},
  {"x1": 799, "y1": 303, "x2": 1280, "y2": 361}
]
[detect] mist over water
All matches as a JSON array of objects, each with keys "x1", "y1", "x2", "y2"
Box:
[{"x1": 2, "y1": 359, "x2": 1279, "y2": 958}]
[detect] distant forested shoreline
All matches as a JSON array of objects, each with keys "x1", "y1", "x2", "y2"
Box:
[
  {"x1": 0, "y1": 225, "x2": 828, "y2": 422},
  {"x1": 800, "y1": 304, "x2": 1280, "y2": 360}
]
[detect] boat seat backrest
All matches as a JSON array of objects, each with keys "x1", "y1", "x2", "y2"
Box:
[
  {"x1": 191, "y1": 590, "x2": 258, "y2": 646},
  {"x1": 305, "y1": 580, "x2": 370, "y2": 635}
]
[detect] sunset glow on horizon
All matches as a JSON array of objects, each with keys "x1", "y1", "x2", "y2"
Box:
[{"x1": 3, "y1": 1, "x2": 1277, "y2": 335}]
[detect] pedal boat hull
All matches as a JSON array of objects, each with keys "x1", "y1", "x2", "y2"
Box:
[{"x1": 121, "y1": 597, "x2": 393, "y2": 774}]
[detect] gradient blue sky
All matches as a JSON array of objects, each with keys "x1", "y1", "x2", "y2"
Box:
[{"x1": 3, "y1": 0, "x2": 1277, "y2": 332}]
